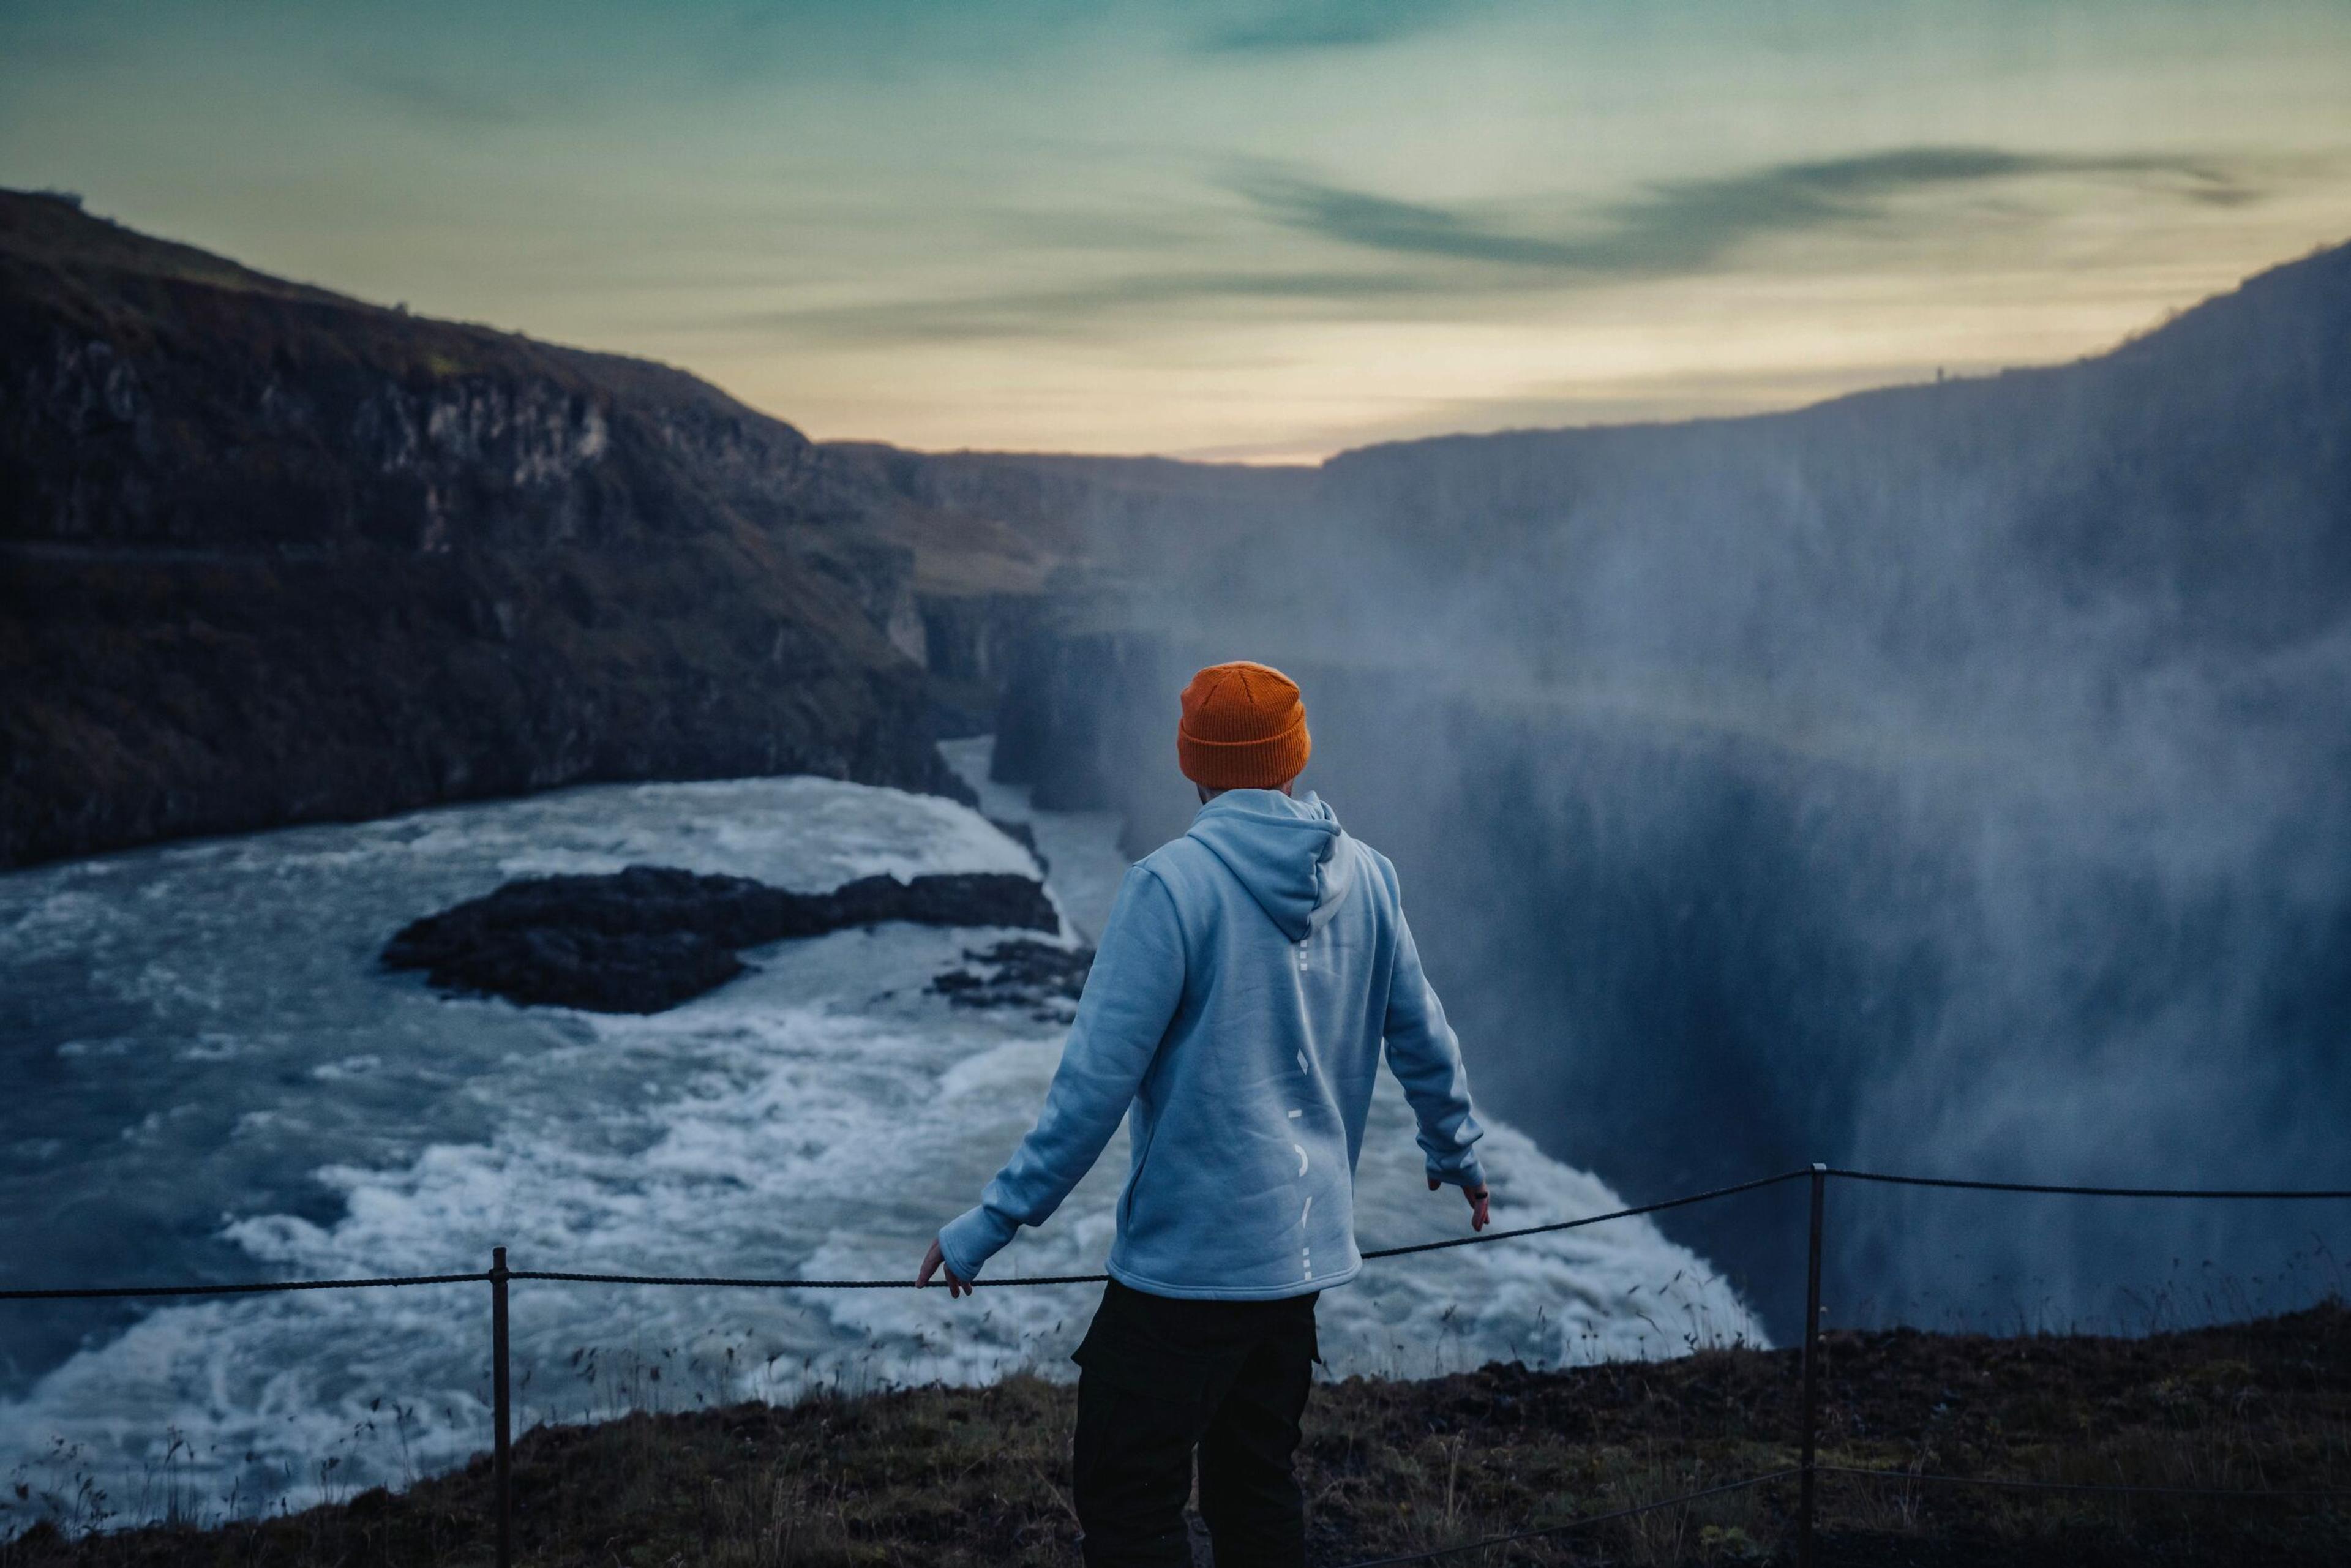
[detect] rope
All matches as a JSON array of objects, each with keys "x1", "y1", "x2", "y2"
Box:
[
  {"x1": 0, "y1": 1272, "x2": 487, "y2": 1302},
  {"x1": 1815, "y1": 1463, "x2": 2351, "y2": 1500},
  {"x1": 510, "y1": 1269, "x2": 1108, "y2": 1289},
  {"x1": 509, "y1": 1170, "x2": 1814, "y2": 1289},
  {"x1": 1826, "y1": 1169, "x2": 2351, "y2": 1199},
  {"x1": 1359, "y1": 1167, "x2": 1811, "y2": 1261},
  {"x1": 4, "y1": 1163, "x2": 2344, "y2": 1299},
  {"x1": 1333, "y1": 1469, "x2": 1800, "y2": 1567}
]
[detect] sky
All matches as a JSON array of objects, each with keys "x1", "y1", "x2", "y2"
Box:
[{"x1": 4, "y1": 0, "x2": 2349, "y2": 460}]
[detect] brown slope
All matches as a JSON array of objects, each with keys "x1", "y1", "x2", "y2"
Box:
[{"x1": 0, "y1": 190, "x2": 968, "y2": 869}]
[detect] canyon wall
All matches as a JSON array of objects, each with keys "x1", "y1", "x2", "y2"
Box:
[
  {"x1": 0, "y1": 192, "x2": 968, "y2": 868},
  {"x1": 979, "y1": 238, "x2": 2351, "y2": 1334}
]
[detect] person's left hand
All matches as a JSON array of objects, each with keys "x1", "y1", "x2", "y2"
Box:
[
  {"x1": 917, "y1": 1237, "x2": 973, "y2": 1298},
  {"x1": 1430, "y1": 1176, "x2": 1492, "y2": 1231}
]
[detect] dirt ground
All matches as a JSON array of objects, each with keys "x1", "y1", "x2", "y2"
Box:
[{"x1": 6, "y1": 1304, "x2": 2344, "y2": 1566}]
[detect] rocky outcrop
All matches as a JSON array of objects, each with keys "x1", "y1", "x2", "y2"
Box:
[
  {"x1": 382, "y1": 864, "x2": 1060, "y2": 1012},
  {"x1": 915, "y1": 591, "x2": 1050, "y2": 735},
  {"x1": 0, "y1": 190, "x2": 967, "y2": 869},
  {"x1": 928, "y1": 938, "x2": 1095, "y2": 1020},
  {"x1": 988, "y1": 616, "x2": 1188, "y2": 813}
]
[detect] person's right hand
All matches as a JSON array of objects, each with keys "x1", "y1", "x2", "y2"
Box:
[{"x1": 1429, "y1": 1176, "x2": 1491, "y2": 1231}]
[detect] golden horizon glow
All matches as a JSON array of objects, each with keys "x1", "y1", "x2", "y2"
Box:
[{"x1": 4, "y1": 1, "x2": 2348, "y2": 460}]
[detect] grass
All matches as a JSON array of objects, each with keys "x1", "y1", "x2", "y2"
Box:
[{"x1": 4, "y1": 1304, "x2": 2344, "y2": 1566}]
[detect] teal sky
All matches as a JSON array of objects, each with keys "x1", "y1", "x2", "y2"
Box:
[{"x1": 6, "y1": 1, "x2": 2349, "y2": 459}]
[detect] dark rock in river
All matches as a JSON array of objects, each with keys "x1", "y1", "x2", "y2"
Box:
[
  {"x1": 383, "y1": 865, "x2": 1059, "y2": 1013},
  {"x1": 929, "y1": 939, "x2": 1095, "y2": 1020}
]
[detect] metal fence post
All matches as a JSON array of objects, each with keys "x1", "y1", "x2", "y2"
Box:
[
  {"x1": 1798, "y1": 1163, "x2": 1826, "y2": 1568},
  {"x1": 491, "y1": 1245, "x2": 513, "y2": 1568}
]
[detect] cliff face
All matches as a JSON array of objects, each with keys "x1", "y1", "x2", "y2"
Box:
[
  {"x1": 977, "y1": 238, "x2": 2351, "y2": 1340},
  {"x1": 1309, "y1": 238, "x2": 2351, "y2": 664},
  {"x1": 10, "y1": 181, "x2": 2344, "y2": 895},
  {"x1": 786, "y1": 441, "x2": 1316, "y2": 735},
  {"x1": 0, "y1": 191, "x2": 966, "y2": 868}
]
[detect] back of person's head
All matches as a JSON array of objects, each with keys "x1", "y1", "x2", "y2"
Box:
[{"x1": 1177, "y1": 661, "x2": 1310, "y2": 792}]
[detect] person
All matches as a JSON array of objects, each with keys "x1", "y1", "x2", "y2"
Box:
[{"x1": 918, "y1": 659, "x2": 1491, "y2": 1568}]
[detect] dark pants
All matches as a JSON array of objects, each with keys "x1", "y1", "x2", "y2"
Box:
[{"x1": 1071, "y1": 1279, "x2": 1320, "y2": 1568}]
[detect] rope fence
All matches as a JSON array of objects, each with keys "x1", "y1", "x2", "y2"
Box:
[
  {"x1": 1824, "y1": 1169, "x2": 2351, "y2": 1200},
  {"x1": 0, "y1": 1272, "x2": 488, "y2": 1302},
  {"x1": 4, "y1": 1165, "x2": 2346, "y2": 1566}
]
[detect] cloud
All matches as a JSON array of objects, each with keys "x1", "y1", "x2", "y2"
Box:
[
  {"x1": 728, "y1": 266, "x2": 1450, "y2": 344},
  {"x1": 1225, "y1": 170, "x2": 1583, "y2": 268},
  {"x1": 711, "y1": 145, "x2": 2270, "y2": 347},
  {"x1": 1196, "y1": 0, "x2": 1487, "y2": 54},
  {"x1": 345, "y1": 64, "x2": 531, "y2": 130},
  {"x1": 1232, "y1": 147, "x2": 2263, "y2": 276}
]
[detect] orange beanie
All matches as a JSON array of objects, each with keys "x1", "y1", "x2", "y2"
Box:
[{"x1": 1177, "y1": 661, "x2": 1311, "y2": 789}]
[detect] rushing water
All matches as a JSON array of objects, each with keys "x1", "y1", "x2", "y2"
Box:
[{"x1": 0, "y1": 744, "x2": 1760, "y2": 1530}]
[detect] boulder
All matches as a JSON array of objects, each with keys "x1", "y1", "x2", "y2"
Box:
[{"x1": 383, "y1": 865, "x2": 1057, "y2": 1013}]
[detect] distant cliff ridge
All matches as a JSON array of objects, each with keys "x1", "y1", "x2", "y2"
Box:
[
  {"x1": 8, "y1": 186, "x2": 2347, "y2": 880},
  {"x1": 0, "y1": 190, "x2": 978, "y2": 868}
]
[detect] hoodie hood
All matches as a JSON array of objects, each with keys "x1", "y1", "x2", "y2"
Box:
[{"x1": 1186, "y1": 789, "x2": 1352, "y2": 942}]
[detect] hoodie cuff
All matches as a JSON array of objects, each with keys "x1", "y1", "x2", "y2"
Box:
[
  {"x1": 936, "y1": 1205, "x2": 1016, "y2": 1284},
  {"x1": 1427, "y1": 1153, "x2": 1487, "y2": 1192}
]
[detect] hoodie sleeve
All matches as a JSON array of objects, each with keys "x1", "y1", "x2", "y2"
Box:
[
  {"x1": 1378, "y1": 866, "x2": 1488, "y2": 1191},
  {"x1": 936, "y1": 866, "x2": 1187, "y2": 1281}
]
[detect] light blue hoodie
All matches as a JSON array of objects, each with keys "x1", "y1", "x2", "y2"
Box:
[{"x1": 937, "y1": 789, "x2": 1486, "y2": 1300}]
